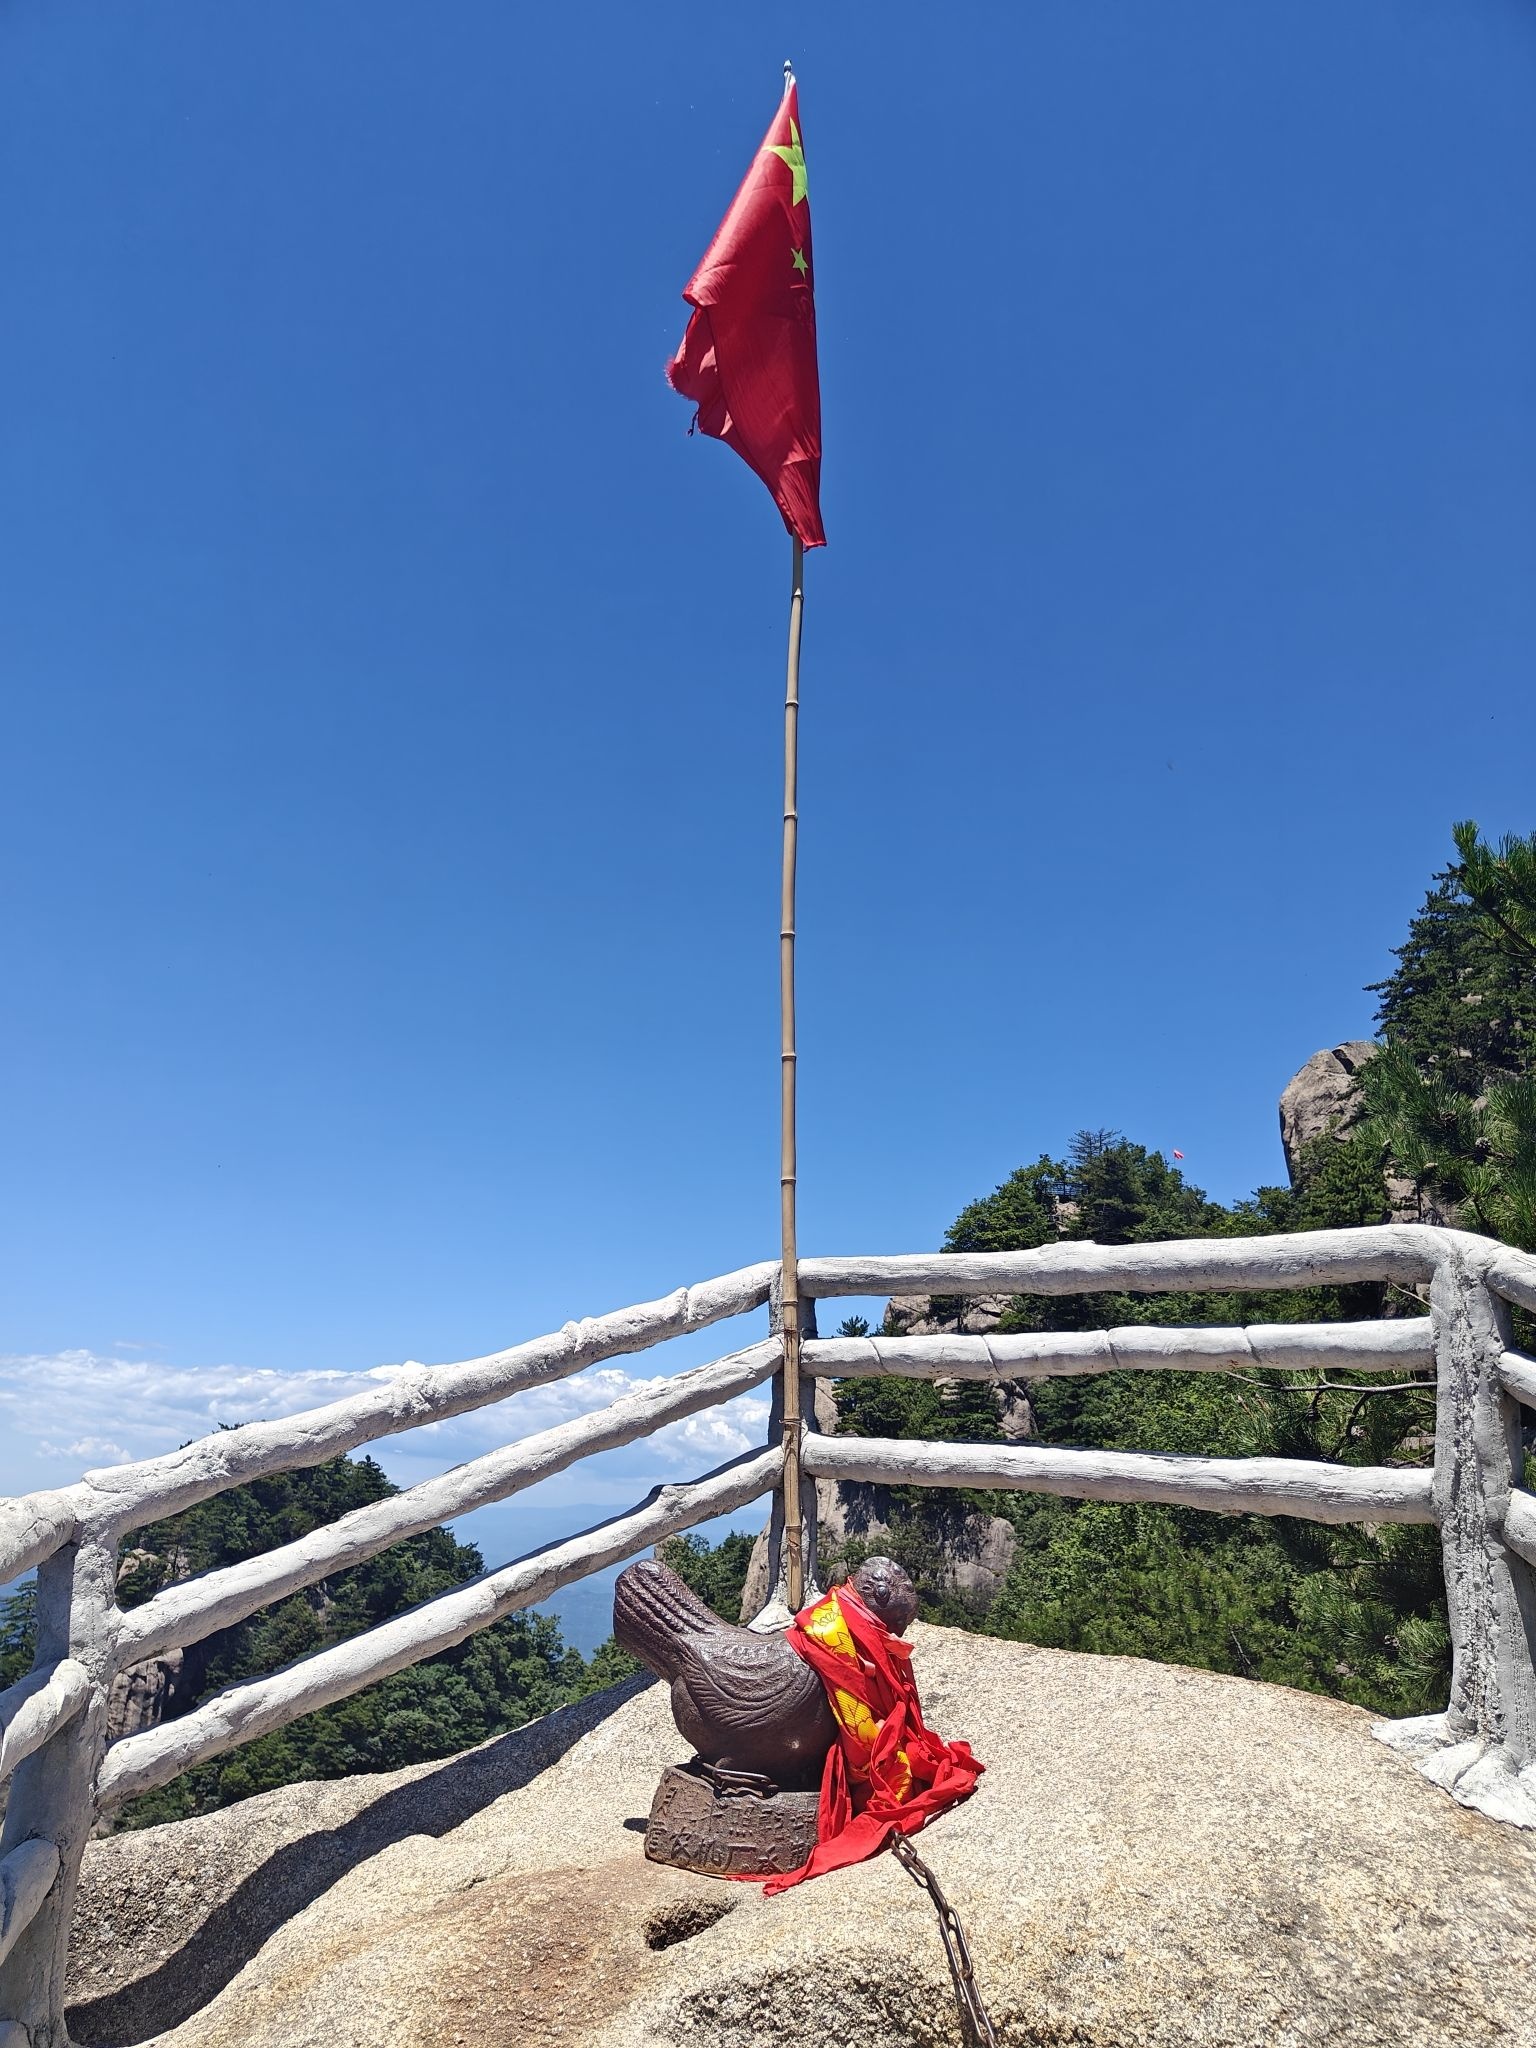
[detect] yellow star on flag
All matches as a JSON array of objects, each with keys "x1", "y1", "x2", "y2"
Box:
[
  {"x1": 769, "y1": 120, "x2": 809, "y2": 206},
  {"x1": 791, "y1": 247, "x2": 808, "y2": 277}
]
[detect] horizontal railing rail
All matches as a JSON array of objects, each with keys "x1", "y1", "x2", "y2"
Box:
[
  {"x1": 0, "y1": 1261, "x2": 776, "y2": 1586},
  {"x1": 1500, "y1": 1349, "x2": 1536, "y2": 1409},
  {"x1": 1505, "y1": 1490, "x2": 1536, "y2": 1571},
  {"x1": 802, "y1": 1317, "x2": 1435, "y2": 1381},
  {"x1": 0, "y1": 1492, "x2": 89, "y2": 1606},
  {"x1": 115, "y1": 1338, "x2": 779, "y2": 1667},
  {"x1": 95, "y1": 1445, "x2": 782, "y2": 1810},
  {"x1": 1482, "y1": 1247, "x2": 1536, "y2": 1317},
  {"x1": 800, "y1": 1432, "x2": 1437, "y2": 1523},
  {"x1": 3, "y1": 1219, "x2": 1535, "y2": 2041},
  {"x1": 0, "y1": 1665, "x2": 90, "y2": 1787},
  {"x1": 797, "y1": 1224, "x2": 1456, "y2": 1298}
]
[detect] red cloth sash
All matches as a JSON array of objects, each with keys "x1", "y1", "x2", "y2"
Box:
[{"x1": 762, "y1": 1584, "x2": 983, "y2": 1894}]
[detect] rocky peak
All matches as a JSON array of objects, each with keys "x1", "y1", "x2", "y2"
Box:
[{"x1": 1277, "y1": 1039, "x2": 1378, "y2": 1182}]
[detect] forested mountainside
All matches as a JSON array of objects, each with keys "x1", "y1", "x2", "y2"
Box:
[{"x1": 5, "y1": 821, "x2": 1534, "y2": 1818}]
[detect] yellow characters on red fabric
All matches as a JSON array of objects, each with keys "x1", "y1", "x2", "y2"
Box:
[{"x1": 762, "y1": 1581, "x2": 984, "y2": 1893}]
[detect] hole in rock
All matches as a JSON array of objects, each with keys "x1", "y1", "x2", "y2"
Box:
[{"x1": 643, "y1": 1895, "x2": 738, "y2": 1950}]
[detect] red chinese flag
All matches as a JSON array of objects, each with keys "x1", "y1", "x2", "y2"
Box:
[{"x1": 667, "y1": 83, "x2": 825, "y2": 548}]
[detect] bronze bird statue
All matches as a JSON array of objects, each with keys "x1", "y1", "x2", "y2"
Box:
[{"x1": 612, "y1": 1553, "x2": 919, "y2": 1793}]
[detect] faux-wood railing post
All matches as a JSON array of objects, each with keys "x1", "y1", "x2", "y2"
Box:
[
  {"x1": 1427, "y1": 1248, "x2": 1536, "y2": 1812},
  {"x1": 0, "y1": 1532, "x2": 115, "y2": 2048}
]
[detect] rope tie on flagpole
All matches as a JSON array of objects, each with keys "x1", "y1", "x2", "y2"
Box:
[{"x1": 889, "y1": 1835, "x2": 1001, "y2": 2048}]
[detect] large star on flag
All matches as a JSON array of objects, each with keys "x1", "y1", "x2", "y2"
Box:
[{"x1": 769, "y1": 120, "x2": 809, "y2": 206}]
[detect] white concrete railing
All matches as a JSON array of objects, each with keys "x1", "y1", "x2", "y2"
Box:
[{"x1": 1, "y1": 1222, "x2": 1534, "y2": 2044}]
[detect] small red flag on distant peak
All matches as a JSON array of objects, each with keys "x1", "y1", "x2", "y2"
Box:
[{"x1": 667, "y1": 81, "x2": 825, "y2": 548}]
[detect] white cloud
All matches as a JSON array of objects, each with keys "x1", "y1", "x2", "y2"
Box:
[
  {"x1": 49, "y1": 1437, "x2": 135, "y2": 1465},
  {"x1": 0, "y1": 1347, "x2": 772, "y2": 1507},
  {"x1": 0, "y1": 1348, "x2": 404, "y2": 1496}
]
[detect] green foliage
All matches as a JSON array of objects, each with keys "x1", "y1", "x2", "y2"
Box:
[
  {"x1": 118, "y1": 1450, "x2": 484, "y2": 1660},
  {"x1": 1272, "y1": 1131, "x2": 1393, "y2": 1235},
  {"x1": 575, "y1": 1635, "x2": 645, "y2": 1692},
  {"x1": 992, "y1": 1130, "x2": 1392, "y2": 1335},
  {"x1": 89, "y1": 1446, "x2": 632, "y2": 1830},
  {"x1": 836, "y1": 1373, "x2": 1003, "y2": 1447},
  {"x1": 120, "y1": 1607, "x2": 588, "y2": 1828},
  {"x1": 1064, "y1": 1128, "x2": 1233, "y2": 1244},
  {"x1": 1361, "y1": 822, "x2": 1536, "y2": 1249},
  {"x1": 1452, "y1": 818, "x2": 1536, "y2": 966},
  {"x1": 940, "y1": 1134, "x2": 1231, "y2": 1261},
  {"x1": 943, "y1": 1160, "x2": 1060, "y2": 1254},
  {"x1": 0, "y1": 1580, "x2": 37, "y2": 1689},
  {"x1": 1360, "y1": 1047, "x2": 1536, "y2": 1248},
  {"x1": 985, "y1": 1499, "x2": 1449, "y2": 1714},
  {"x1": 656, "y1": 1529, "x2": 756, "y2": 1622},
  {"x1": 1367, "y1": 849, "x2": 1536, "y2": 1083}
]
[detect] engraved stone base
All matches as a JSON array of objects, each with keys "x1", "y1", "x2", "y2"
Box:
[{"x1": 643, "y1": 1762, "x2": 821, "y2": 1878}]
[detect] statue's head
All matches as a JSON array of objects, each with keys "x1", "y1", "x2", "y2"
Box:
[{"x1": 849, "y1": 1555, "x2": 919, "y2": 1636}]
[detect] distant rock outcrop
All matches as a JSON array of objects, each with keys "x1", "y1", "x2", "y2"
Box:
[
  {"x1": 105, "y1": 1649, "x2": 183, "y2": 1744},
  {"x1": 71, "y1": 1628, "x2": 1536, "y2": 2048},
  {"x1": 1278, "y1": 1039, "x2": 1379, "y2": 1181},
  {"x1": 739, "y1": 1476, "x2": 1018, "y2": 1621},
  {"x1": 738, "y1": 1361, "x2": 1024, "y2": 1620},
  {"x1": 880, "y1": 1295, "x2": 1034, "y2": 1441},
  {"x1": 824, "y1": 1476, "x2": 1017, "y2": 1605},
  {"x1": 107, "y1": 1549, "x2": 194, "y2": 1744},
  {"x1": 883, "y1": 1292, "x2": 1013, "y2": 1337},
  {"x1": 1277, "y1": 1039, "x2": 1448, "y2": 1224}
]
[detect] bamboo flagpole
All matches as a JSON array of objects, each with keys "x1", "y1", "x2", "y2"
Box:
[
  {"x1": 780, "y1": 532, "x2": 807, "y2": 1612},
  {"x1": 664, "y1": 61, "x2": 826, "y2": 1614}
]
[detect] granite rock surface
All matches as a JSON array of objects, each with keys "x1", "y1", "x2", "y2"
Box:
[
  {"x1": 67, "y1": 1625, "x2": 1536, "y2": 2048},
  {"x1": 1277, "y1": 1040, "x2": 1379, "y2": 1180}
]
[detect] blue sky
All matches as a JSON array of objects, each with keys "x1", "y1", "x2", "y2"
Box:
[{"x1": 4, "y1": 3, "x2": 1534, "y2": 1642}]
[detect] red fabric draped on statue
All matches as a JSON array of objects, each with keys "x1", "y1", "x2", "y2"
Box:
[
  {"x1": 667, "y1": 82, "x2": 825, "y2": 549},
  {"x1": 762, "y1": 1584, "x2": 984, "y2": 1894}
]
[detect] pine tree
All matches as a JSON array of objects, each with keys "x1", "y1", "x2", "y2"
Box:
[{"x1": 1361, "y1": 823, "x2": 1536, "y2": 1248}]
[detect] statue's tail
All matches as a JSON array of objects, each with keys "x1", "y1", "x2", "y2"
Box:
[{"x1": 612, "y1": 1557, "x2": 720, "y2": 1681}]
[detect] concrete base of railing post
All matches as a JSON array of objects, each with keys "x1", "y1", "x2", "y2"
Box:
[
  {"x1": 0, "y1": 1536, "x2": 115, "y2": 2047},
  {"x1": 1372, "y1": 1251, "x2": 1536, "y2": 1830},
  {"x1": 1371, "y1": 1709, "x2": 1536, "y2": 1828},
  {"x1": 751, "y1": 1289, "x2": 825, "y2": 1633}
]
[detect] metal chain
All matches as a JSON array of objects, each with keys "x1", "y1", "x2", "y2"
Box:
[{"x1": 889, "y1": 1833, "x2": 1000, "y2": 2048}]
